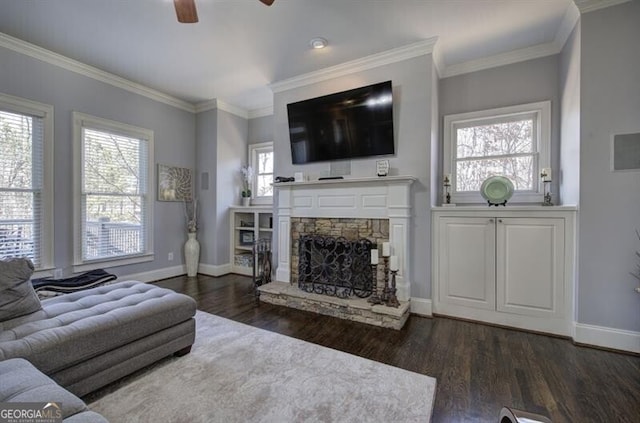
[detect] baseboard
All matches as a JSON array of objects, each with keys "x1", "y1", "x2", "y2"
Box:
[
  {"x1": 410, "y1": 297, "x2": 433, "y2": 317},
  {"x1": 198, "y1": 263, "x2": 232, "y2": 277},
  {"x1": 574, "y1": 322, "x2": 640, "y2": 354},
  {"x1": 117, "y1": 265, "x2": 186, "y2": 283}
]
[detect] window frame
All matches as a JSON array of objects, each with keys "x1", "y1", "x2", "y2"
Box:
[
  {"x1": 248, "y1": 141, "x2": 274, "y2": 205},
  {"x1": 72, "y1": 112, "x2": 154, "y2": 272},
  {"x1": 0, "y1": 93, "x2": 54, "y2": 273},
  {"x1": 443, "y1": 101, "x2": 551, "y2": 204}
]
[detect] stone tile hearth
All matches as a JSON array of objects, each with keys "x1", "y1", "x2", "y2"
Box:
[{"x1": 258, "y1": 282, "x2": 410, "y2": 330}]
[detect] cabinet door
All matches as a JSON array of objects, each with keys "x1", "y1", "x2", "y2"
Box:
[
  {"x1": 496, "y1": 218, "x2": 565, "y2": 317},
  {"x1": 437, "y1": 217, "x2": 496, "y2": 310}
]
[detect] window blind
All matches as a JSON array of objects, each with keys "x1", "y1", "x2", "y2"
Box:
[
  {"x1": 0, "y1": 109, "x2": 44, "y2": 267},
  {"x1": 81, "y1": 127, "x2": 149, "y2": 261}
]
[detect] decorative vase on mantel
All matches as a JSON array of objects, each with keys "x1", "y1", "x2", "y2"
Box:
[{"x1": 184, "y1": 232, "x2": 200, "y2": 277}]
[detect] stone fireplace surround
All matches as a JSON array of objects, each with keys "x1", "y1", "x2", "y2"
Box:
[
  {"x1": 274, "y1": 176, "x2": 415, "y2": 300},
  {"x1": 258, "y1": 176, "x2": 415, "y2": 329}
]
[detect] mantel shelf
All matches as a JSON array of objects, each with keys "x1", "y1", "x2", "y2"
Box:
[{"x1": 274, "y1": 175, "x2": 416, "y2": 188}]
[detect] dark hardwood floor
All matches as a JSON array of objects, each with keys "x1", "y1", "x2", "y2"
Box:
[{"x1": 153, "y1": 274, "x2": 640, "y2": 423}]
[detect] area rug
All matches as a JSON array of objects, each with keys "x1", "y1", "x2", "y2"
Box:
[{"x1": 87, "y1": 311, "x2": 436, "y2": 422}]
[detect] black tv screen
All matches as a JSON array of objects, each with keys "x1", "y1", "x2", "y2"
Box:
[{"x1": 287, "y1": 81, "x2": 395, "y2": 164}]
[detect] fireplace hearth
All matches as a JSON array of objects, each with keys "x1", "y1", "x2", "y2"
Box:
[{"x1": 298, "y1": 235, "x2": 373, "y2": 298}]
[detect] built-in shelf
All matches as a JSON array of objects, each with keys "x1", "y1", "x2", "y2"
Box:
[{"x1": 229, "y1": 206, "x2": 273, "y2": 276}]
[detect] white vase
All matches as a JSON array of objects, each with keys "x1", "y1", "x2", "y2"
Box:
[
  {"x1": 184, "y1": 232, "x2": 200, "y2": 277},
  {"x1": 242, "y1": 197, "x2": 250, "y2": 207}
]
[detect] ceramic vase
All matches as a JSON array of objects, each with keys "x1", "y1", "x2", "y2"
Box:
[{"x1": 184, "y1": 232, "x2": 200, "y2": 277}]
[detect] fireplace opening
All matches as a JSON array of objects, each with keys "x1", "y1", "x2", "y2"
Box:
[{"x1": 298, "y1": 235, "x2": 373, "y2": 298}]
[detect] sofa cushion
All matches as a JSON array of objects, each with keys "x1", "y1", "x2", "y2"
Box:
[
  {"x1": 0, "y1": 257, "x2": 41, "y2": 321},
  {"x1": 0, "y1": 281, "x2": 196, "y2": 374},
  {"x1": 0, "y1": 358, "x2": 88, "y2": 418}
]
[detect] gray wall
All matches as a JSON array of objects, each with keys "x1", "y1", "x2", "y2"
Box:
[
  {"x1": 248, "y1": 115, "x2": 274, "y2": 144},
  {"x1": 215, "y1": 110, "x2": 248, "y2": 264},
  {"x1": 0, "y1": 45, "x2": 196, "y2": 278},
  {"x1": 439, "y1": 55, "x2": 562, "y2": 202},
  {"x1": 195, "y1": 109, "x2": 217, "y2": 267},
  {"x1": 579, "y1": 1, "x2": 640, "y2": 332},
  {"x1": 272, "y1": 55, "x2": 434, "y2": 299},
  {"x1": 559, "y1": 22, "x2": 581, "y2": 206}
]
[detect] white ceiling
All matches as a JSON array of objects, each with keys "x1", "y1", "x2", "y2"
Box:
[{"x1": 0, "y1": 0, "x2": 577, "y2": 113}]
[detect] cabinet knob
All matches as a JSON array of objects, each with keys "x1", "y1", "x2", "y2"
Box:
[
  {"x1": 498, "y1": 219, "x2": 503, "y2": 223},
  {"x1": 489, "y1": 218, "x2": 494, "y2": 223}
]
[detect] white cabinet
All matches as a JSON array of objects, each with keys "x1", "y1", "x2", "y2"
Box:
[
  {"x1": 496, "y1": 217, "x2": 565, "y2": 318},
  {"x1": 432, "y1": 207, "x2": 576, "y2": 336},
  {"x1": 229, "y1": 206, "x2": 273, "y2": 276},
  {"x1": 437, "y1": 217, "x2": 496, "y2": 311}
]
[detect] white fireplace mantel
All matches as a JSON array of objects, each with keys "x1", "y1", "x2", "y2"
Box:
[{"x1": 274, "y1": 176, "x2": 416, "y2": 301}]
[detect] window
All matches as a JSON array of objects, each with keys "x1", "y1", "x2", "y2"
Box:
[
  {"x1": 0, "y1": 93, "x2": 53, "y2": 270},
  {"x1": 444, "y1": 101, "x2": 550, "y2": 203},
  {"x1": 249, "y1": 142, "x2": 273, "y2": 205},
  {"x1": 73, "y1": 112, "x2": 154, "y2": 271}
]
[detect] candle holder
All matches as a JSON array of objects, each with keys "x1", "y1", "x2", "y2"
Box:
[
  {"x1": 540, "y1": 169, "x2": 553, "y2": 206},
  {"x1": 381, "y1": 256, "x2": 390, "y2": 303},
  {"x1": 387, "y1": 269, "x2": 400, "y2": 308},
  {"x1": 542, "y1": 181, "x2": 553, "y2": 206},
  {"x1": 367, "y1": 264, "x2": 382, "y2": 304},
  {"x1": 443, "y1": 175, "x2": 451, "y2": 205}
]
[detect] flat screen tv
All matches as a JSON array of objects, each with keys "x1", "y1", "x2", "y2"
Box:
[{"x1": 287, "y1": 80, "x2": 394, "y2": 164}]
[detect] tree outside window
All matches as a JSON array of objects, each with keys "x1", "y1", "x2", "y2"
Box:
[
  {"x1": 0, "y1": 94, "x2": 53, "y2": 270},
  {"x1": 444, "y1": 101, "x2": 550, "y2": 204},
  {"x1": 249, "y1": 142, "x2": 273, "y2": 205}
]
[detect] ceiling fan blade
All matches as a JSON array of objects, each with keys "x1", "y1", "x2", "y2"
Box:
[
  {"x1": 174, "y1": 0, "x2": 198, "y2": 23},
  {"x1": 259, "y1": 0, "x2": 274, "y2": 5}
]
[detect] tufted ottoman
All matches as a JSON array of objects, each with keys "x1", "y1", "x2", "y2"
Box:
[
  {"x1": 0, "y1": 281, "x2": 196, "y2": 396},
  {"x1": 0, "y1": 358, "x2": 108, "y2": 422}
]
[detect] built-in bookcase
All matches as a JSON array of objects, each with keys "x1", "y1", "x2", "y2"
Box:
[{"x1": 229, "y1": 206, "x2": 273, "y2": 276}]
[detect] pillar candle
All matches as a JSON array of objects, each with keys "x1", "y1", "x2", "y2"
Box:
[
  {"x1": 389, "y1": 255, "x2": 399, "y2": 271},
  {"x1": 541, "y1": 168, "x2": 552, "y2": 182},
  {"x1": 382, "y1": 242, "x2": 390, "y2": 257},
  {"x1": 370, "y1": 249, "x2": 379, "y2": 265}
]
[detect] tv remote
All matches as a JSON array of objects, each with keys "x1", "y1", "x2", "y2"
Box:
[{"x1": 318, "y1": 176, "x2": 344, "y2": 180}]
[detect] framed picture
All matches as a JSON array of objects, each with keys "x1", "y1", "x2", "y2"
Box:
[
  {"x1": 240, "y1": 230, "x2": 254, "y2": 245},
  {"x1": 158, "y1": 164, "x2": 193, "y2": 201}
]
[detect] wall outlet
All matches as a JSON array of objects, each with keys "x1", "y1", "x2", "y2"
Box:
[
  {"x1": 54, "y1": 268, "x2": 63, "y2": 279},
  {"x1": 168, "y1": 252, "x2": 174, "y2": 261}
]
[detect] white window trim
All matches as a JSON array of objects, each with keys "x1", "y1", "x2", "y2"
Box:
[
  {"x1": 248, "y1": 141, "x2": 273, "y2": 205},
  {"x1": 0, "y1": 93, "x2": 54, "y2": 271},
  {"x1": 72, "y1": 112, "x2": 154, "y2": 272},
  {"x1": 443, "y1": 101, "x2": 551, "y2": 204}
]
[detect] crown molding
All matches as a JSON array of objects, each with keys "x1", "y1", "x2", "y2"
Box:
[
  {"x1": 194, "y1": 99, "x2": 217, "y2": 114},
  {"x1": 217, "y1": 100, "x2": 249, "y2": 119},
  {"x1": 574, "y1": 0, "x2": 630, "y2": 13},
  {"x1": 248, "y1": 106, "x2": 274, "y2": 119},
  {"x1": 554, "y1": 3, "x2": 581, "y2": 51},
  {"x1": 441, "y1": 41, "x2": 561, "y2": 78},
  {"x1": 0, "y1": 32, "x2": 195, "y2": 113},
  {"x1": 194, "y1": 99, "x2": 250, "y2": 119},
  {"x1": 270, "y1": 37, "x2": 438, "y2": 93}
]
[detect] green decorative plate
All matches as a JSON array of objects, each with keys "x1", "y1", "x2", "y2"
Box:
[{"x1": 480, "y1": 176, "x2": 514, "y2": 206}]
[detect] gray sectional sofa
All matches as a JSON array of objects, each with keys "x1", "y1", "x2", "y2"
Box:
[{"x1": 0, "y1": 257, "x2": 197, "y2": 421}]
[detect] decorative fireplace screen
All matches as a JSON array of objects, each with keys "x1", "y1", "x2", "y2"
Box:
[{"x1": 298, "y1": 235, "x2": 373, "y2": 298}]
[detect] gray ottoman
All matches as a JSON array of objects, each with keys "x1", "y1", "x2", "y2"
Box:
[
  {"x1": 1, "y1": 280, "x2": 196, "y2": 396},
  {"x1": 0, "y1": 358, "x2": 108, "y2": 422}
]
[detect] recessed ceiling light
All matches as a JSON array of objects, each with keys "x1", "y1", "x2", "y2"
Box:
[{"x1": 309, "y1": 37, "x2": 328, "y2": 49}]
